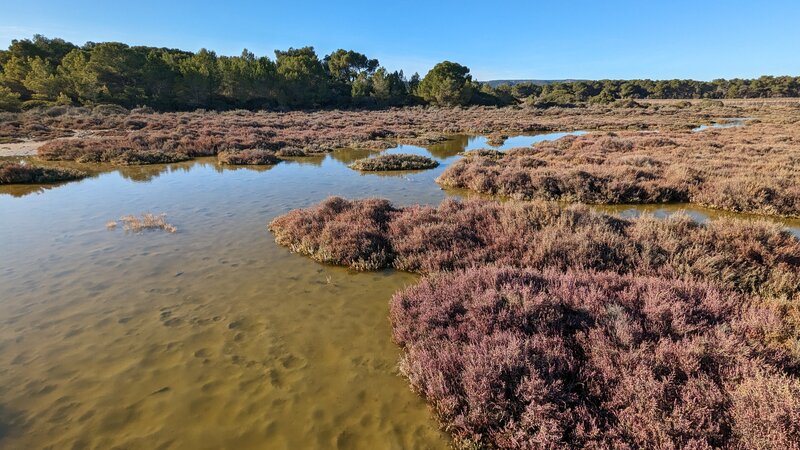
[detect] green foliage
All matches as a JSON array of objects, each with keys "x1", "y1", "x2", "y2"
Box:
[
  {"x1": 1, "y1": 34, "x2": 799, "y2": 112},
  {"x1": 371, "y1": 68, "x2": 407, "y2": 104},
  {"x1": 0, "y1": 85, "x2": 21, "y2": 111},
  {"x1": 418, "y1": 61, "x2": 473, "y2": 106},
  {"x1": 275, "y1": 47, "x2": 329, "y2": 107}
]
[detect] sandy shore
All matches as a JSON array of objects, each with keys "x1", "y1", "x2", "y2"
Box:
[{"x1": 0, "y1": 139, "x2": 45, "y2": 156}]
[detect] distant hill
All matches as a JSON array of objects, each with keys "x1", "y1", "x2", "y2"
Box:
[{"x1": 483, "y1": 79, "x2": 585, "y2": 87}]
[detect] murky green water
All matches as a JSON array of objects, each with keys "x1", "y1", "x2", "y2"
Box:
[{"x1": 1, "y1": 132, "x2": 798, "y2": 449}]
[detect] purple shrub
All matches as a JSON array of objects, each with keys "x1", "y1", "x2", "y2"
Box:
[
  {"x1": 270, "y1": 197, "x2": 800, "y2": 298},
  {"x1": 268, "y1": 197, "x2": 397, "y2": 270},
  {"x1": 0, "y1": 161, "x2": 87, "y2": 184},
  {"x1": 389, "y1": 267, "x2": 800, "y2": 449},
  {"x1": 217, "y1": 148, "x2": 280, "y2": 165}
]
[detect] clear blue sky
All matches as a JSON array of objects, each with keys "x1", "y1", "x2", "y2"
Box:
[{"x1": 2, "y1": 0, "x2": 799, "y2": 81}]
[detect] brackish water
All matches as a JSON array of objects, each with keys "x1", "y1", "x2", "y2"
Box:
[{"x1": 1, "y1": 132, "x2": 798, "y2": 449}]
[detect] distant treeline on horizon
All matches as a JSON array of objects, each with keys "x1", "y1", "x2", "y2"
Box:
[{"x1": 1, "y1": 35, "x2": 799, "y2": 112}]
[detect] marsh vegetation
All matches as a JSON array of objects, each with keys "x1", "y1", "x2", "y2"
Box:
[
  {"x1": 350, "y1": 154, "x2": 438, "y2": 171},
  {"x1": 2, "y1": 89, "x2": 800, "y2": 449},
  {"x1": 0, "y1": 159, "x2": 86, "y2": 184}
]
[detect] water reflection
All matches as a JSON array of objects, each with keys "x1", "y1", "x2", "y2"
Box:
[
  {"x1": 595, "y1": 203, "x2": 800, "y2": 238},
  {"x1": 691, "y1": 117, "x2": 749, "y2": 132}
]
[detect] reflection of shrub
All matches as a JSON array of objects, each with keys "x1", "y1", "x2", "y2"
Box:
[
  {"x1": 390, "y1": 266, "x2": 800, "y2": 449},
  {"x1": 218, "y1": 149, "x2": 280, "y2": 165},
  {"x1": 349, "y1": 153, "x2": 438, "y2": 171},
  {"x1": 0, "y1": 161, "x2": 86, "y2": 184},
  {"x1": 270, "y1": 197, "x2": 800, "y2": 297}
]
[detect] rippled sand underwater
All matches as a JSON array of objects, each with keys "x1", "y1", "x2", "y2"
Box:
[{"x1": 1, "y1": 133, "x2": 798, "y2": 449}]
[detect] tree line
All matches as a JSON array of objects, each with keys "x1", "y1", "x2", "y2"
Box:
[{"x1": 1, "y1": 35, "x2": 799, "y2": 112}]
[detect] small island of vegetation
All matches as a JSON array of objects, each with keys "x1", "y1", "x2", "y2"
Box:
[
  {"x1": 349, "y1": 153, "x2": 438, "y2": 171},
  {"x1": 0, "y1": 160, "x2": 86, "y2": 184}
]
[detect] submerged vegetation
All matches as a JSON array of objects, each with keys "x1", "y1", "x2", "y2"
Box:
[
  {"x1": 0, "y1": 160, "x2": 86, "y2": 184},
  {"x1": 390, "y1": 267, "x2": 800, "y2": 449},
  {"x1": 108, "y1": 213, "x2": 177, "y2": 234},
  {"x1": 350, "y1": 153, "x2": 438, "y2": 171}
]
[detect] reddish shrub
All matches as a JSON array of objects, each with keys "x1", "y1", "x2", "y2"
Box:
[
  {"x1": 269, "y1": 197, "x2": 800, "y2": 298},
  {"x1": 268, "y1": 197, "x2": 397, "y2": 270},
  {"x1": 438, "y1": 118, "x2": 800, "y2": 218},
  {"x1": 0, "y1": 161, "x2": 86, "y2": 184},
  {"x1": 217, "y1": 149, "x2": 280, "y2": 165},
  {"x1": 390, "y1": 267, "x2": 800, "y2": 449},
  {"x1": 350, "y1": 153, "x2": 439, "y2": 171}
]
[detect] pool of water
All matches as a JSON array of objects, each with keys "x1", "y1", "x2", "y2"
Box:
[
  {"x1": 691, "y1": 117, "x2": 749, "y2": 132},
  {"x1": 1, "y1": 130, "x2": 798, "y2": 449},
  {"x1": 0, "y1": 132, "x2": 582, "y2": 449}
]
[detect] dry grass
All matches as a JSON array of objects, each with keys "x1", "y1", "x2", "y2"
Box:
[
  {"x1": 109, "y1": 213, "x2": 177, "y2": 234},
  {"x1": 349, "y1": 153, "x2": 439, "y2": 171}
]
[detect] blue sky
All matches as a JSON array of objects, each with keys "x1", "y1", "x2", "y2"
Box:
[{"x1": 2, "y1": 0, "x2": 799, "y2": 81}]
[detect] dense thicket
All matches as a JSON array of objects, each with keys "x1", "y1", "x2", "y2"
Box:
[
  {"x1": 269, "y1": 197, "x2": 800, "y2": 298},
  {"x1": 1, "y1": 35, "x2": 799, "y2": 112},
  {"x1": 390, "y1": 267, "x2": 800, "y2": 449}
]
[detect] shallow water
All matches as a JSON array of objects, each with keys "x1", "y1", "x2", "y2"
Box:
[
  {"x1": 0, "y1": 133, "x2": 579, "y2": 449},
  {"x1": 2, "y1": 131, "x2": 799, "y2": 449},
  {"x1": 691, "y1": 117, "x2": 749, "y2": 132}
]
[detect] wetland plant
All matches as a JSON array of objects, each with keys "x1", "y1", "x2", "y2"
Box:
[
  {"x1": 349, "y1": 153, "x2": 439, "y2": 171},
  {"x1": 0, "y1": 160, "x2": 86, "y2": 184},
  {"x1": 109, "y1": 213, "x2": 177, "y2": 234},
  {"x1": 390, "y1": 267, "x2": 800, "y2": 449},
  {"x1": 270, "y1": 197, "x2": 800, "y2": 298},
  {"x1": 217, "y1": 149, "x2": 280, "y2": 165}
]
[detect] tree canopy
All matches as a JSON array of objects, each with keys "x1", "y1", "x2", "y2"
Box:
[
  {"x1": 417, "y1": 61, "x2": 473, "y2": 106},
  {"x1": 1, "y1": 35, "x2": 799, "y2": 112}
]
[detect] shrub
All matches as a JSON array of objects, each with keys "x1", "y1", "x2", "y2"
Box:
[
  {"x1": 268, "y1": 197, "x2": 397, "y2": 270},
  {"x1": 269, "y1": 197, "x2": 800, "y2": 298},
  {"x1": 349, "y1": 153, "x2": 439, "y2": 171},
  {"x1": 93, "y1": 104, "x2": 129, "y2": 115},
  {"x1": 437, "y1": 125, "x2": 800, "y2": 217},
  {"x1": 0, "y1": 161, "x2": 86, "y2": 184},
  {"x1": 217, "y1": 149, "x2": 280, "y2": 165},
  {"x1": 37, "y1": 137, "x2": 191, "y2": 165},
  {"x1": 390, "y1": 267, "x2": 800, "y2": 449}
]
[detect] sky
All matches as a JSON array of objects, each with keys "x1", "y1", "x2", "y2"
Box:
[{"x1": 1, "y1": 0, "x2": 799, "y2": 81}]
